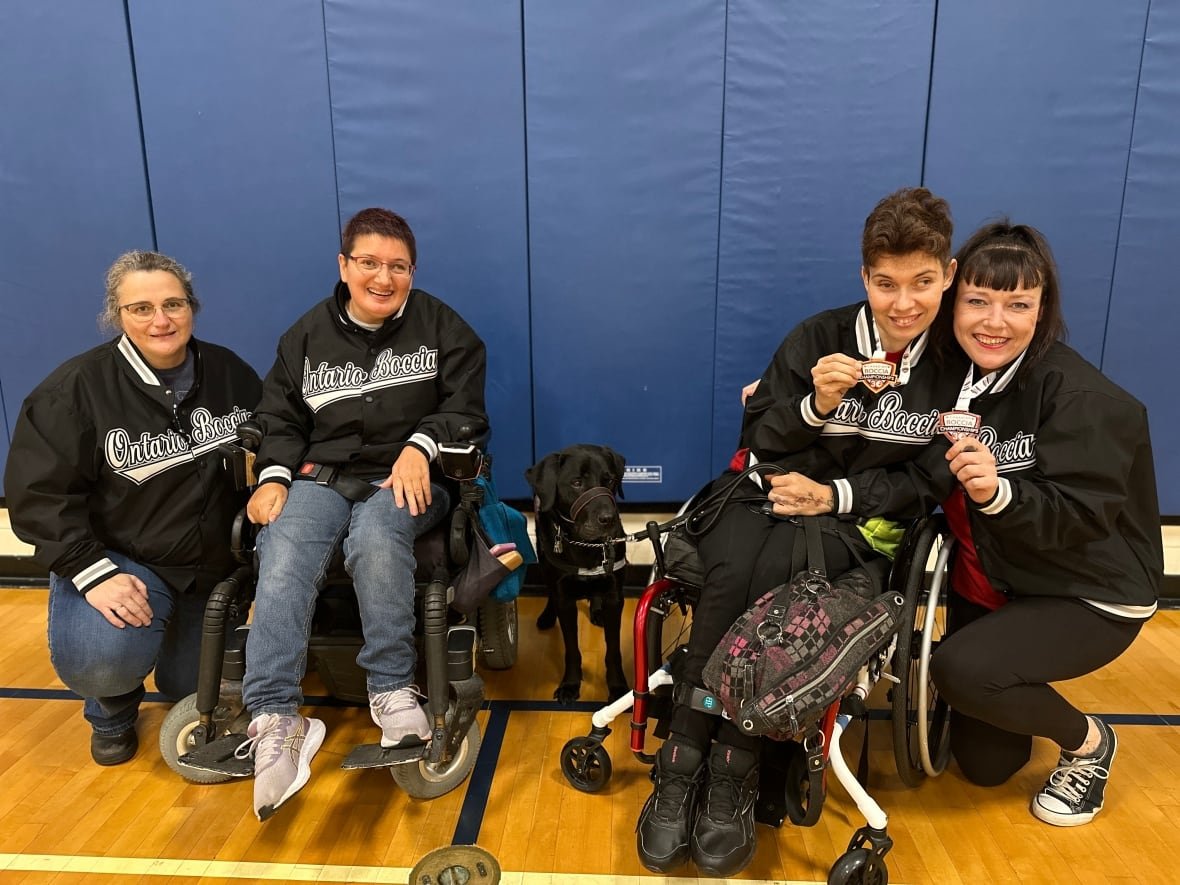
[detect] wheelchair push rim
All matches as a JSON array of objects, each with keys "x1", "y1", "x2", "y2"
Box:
[{"x1": 890, "y1": 516, "x2": 952, "y2": 786}]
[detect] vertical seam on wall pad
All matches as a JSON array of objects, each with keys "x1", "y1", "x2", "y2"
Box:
[
  {"x1": 919, "y1": 0, "x2": 939, "y2": 184},
  {"x1": 122, "y1": 0, "x2": 158, "y2": 249},
  {"x1": 521, "y1": 0, "x2": 537, "y2": 467},
  {"x1": 321, "y1": 0, "x2": 343, "y2": 232},
  {"x1": 709, "y1": 0, "x2": 730, "y2": 470},
  {"x1": 1101, "y1": 0, "x2": 1152, "y2": 371}
]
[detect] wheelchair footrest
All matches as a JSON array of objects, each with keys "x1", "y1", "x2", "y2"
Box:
[
  {"x1": 178, "y1": 733, "x2": 253, "y2": 778},
  {"x1": 341, "y1": 740, "x2": 429, "y2": 770}
]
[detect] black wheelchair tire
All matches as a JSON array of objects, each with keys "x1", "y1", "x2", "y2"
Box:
[
  {"x1": 560, "y1": 736, "x2": 613, "y2": 793},
  {"x1": 828, "y1": 847, "x2": 888, "y2": 885},
  {"x1": 477, "y1": 598, "x2": 518, "y2": 670},
  {"x1": 159, "y1": 693, "x2": 235, "y2": 785},
  {"x1": 890, "y1": 516, "x2": 952, "y2": 787}
]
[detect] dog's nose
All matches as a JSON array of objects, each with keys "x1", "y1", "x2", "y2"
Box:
[{"x1": 597, "y1": 511, "x2": 615, "y2": 528}]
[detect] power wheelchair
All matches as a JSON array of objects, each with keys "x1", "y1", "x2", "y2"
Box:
[
  {"x1": 158, "y1": 423, "x2": 520, "y2": 799},
  {"x1": 559, "y1": 508, "x2": 956, "y2": 885}
]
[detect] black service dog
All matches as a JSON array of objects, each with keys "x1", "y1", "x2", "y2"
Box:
[{"x1": 526, "y1": 445, "x2": 629, "y2": 704}]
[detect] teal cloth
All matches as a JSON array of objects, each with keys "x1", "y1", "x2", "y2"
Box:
[{"x1": 475, "y1": 474, "x2": 536, "y2": 602}]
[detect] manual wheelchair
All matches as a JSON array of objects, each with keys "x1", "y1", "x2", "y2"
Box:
[
  {"x1": 157, "y1": 424, "x2": 520, "y2": 799},
  {"x1": 559, "y1": 510, "x2": 956, "y2": 884}
]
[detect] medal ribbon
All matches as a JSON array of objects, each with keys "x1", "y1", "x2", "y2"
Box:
[
  {"x1": 954, "y1": 349, "x2": 1028, "y2": 411},
  {"x1": 868, "y1": 316, "x2": 922, "y2": 386}
]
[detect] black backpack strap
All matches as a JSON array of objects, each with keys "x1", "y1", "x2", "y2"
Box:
[{"x1": 803, "y1": 516, "x2": 827, "y2": 582}]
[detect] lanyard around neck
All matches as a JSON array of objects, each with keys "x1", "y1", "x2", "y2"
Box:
[
  {"x1": 868, "y1": 316, "x2": 921, "y2": 386},
  {"x1": 955, "y1": 350, "x2": 1028, "y2": 411}
]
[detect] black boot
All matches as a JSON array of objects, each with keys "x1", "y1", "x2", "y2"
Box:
[
  {"x1": 636, "y1": 739, "x2": 704, "y2": 872},
  {"x1": 691, "y1": 743, "x2": 759, "y2": 876},
  {"x1": 91, "y1": 727, "x2": 138, "y2": 766}
]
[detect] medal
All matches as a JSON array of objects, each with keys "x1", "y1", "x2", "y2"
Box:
[
  {"x1": 859, "y1": 359, "x2": 897, "y2": 393},
  {"x1": 937, "y1": 409, "x2": 982, "y2": 442},
  {"x1": 855, "y1": 307, "x2": 926, "y2": 391}
]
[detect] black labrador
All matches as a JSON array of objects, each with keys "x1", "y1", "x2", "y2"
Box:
[{"x1": 526, "y1": 445, "x2": 629, "y2": 704}]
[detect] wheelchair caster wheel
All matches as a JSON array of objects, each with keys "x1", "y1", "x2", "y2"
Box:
[
  {"x1": 828, "y1": 847, "x2": 888, "y2": 885},
  {"x1": 560, "y1": 737, "x2": 612, "y2": 793},
  {"x1": 391, "y1": 721, "x2": 481, "y2": 799},
  {"x1": 159, "y1": 694, "x2": 235, "y2": 785}
]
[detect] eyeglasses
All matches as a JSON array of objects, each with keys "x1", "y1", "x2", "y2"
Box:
[
  {"x1": 119, "y1": 298, "x2": 192, "y2": 321},
  {"x1": 348, "y1": 255, "x2": 415, "y2": 276}
]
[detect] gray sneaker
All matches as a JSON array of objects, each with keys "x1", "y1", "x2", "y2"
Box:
[
  {"x1": 370, "y1": 687, "x2": 431, "y2": 748},
  {"x1": 236, "y1": 713, "x2": 325, "y2": 821}
]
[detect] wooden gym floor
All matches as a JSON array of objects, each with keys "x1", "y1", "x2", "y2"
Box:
[{"x1": 1, "y1": 587, "x2": 1179, "y2": 885}]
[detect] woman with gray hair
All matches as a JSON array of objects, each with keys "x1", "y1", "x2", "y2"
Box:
[{"x1": 4, "y1": 250, "x2": 261, "y2": 766}]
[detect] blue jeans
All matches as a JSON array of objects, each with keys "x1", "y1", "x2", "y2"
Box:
[
  {"x1": 242, "y1": 480, "x2": 450, "y2": 716},
  {"x1": 48, "y1": 551, "x2": 208, "y2": 736}
]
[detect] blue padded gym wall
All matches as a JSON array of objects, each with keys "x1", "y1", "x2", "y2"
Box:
[
  {"x1": 713, "y1": 0, "x2": 935, "y2": 469},
  {"x1": 525, "y1": 0, "x2": 726, "y2": 502},
  {"x1": 324, "y1": 0, "x2": 533, "y2": 499},
  {"x1": 924, "y1": 0, "x2": 1150, "y2": 366},
  {"x1": 0, "y1": 1, "x2": 155, "y2": 496},
  {"x1": 1104, "y1": 0, "x2": 1180, "y2": 514},
  {"x1": 127, "y1": 0, "x2": 341, "y2": 378}
]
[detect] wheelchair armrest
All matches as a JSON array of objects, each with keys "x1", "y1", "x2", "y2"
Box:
[{"x1": 218, "y1": 419, "x2": 265, "y2": 491}]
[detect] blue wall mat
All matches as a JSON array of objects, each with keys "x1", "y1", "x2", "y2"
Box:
[
  {"x1": 525, "y1": 0, "x2": 726, "y2": 502},
  {"x1": 128, "y1": 0, "x2": 341, "y2": 378},
  {"x1": 0, "y1": 1, "x2": 154, "y2": 496},
  {"x1": 924, "y1": 0, "x2": 1149, "y2": 366},
  {"x1": 325, "y1": 0, "x2": 532, "y2": 498},
  {"x1": 713, "y1": 0, "x2": 935, "y2": 468},
  {"x1": 1103, "y1": 0, "x2": 1179, "y2": 514}
]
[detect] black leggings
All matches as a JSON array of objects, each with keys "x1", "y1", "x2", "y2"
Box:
[
  {"x1": 669, "y1": 485, "x2": 879, "y2": 751},
  {"x1": 931, "y1": 592, "x2": 1141, "y2": 786}
]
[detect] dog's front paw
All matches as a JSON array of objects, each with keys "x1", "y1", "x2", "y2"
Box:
[
  {"x1": 554, "y1": 682, "x2": 582, "y2": 705},
  {"x1": 536, "y1": 609, "x2": 557, "y2": 630}
]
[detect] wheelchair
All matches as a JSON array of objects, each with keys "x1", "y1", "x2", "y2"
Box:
[
  {"x1": 157, "y1": 425, "x2": 520, "y2": 800},
  {"x1": 559, "y1": 510, "x2": 955, "y2": 885}
]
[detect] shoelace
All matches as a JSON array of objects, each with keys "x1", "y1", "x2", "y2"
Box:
[
  {"x1": 371, "y1": 685, "x2": 426, "y2": 719},
  {"x1": 651, "y1": 769, "x2": 698, "y2": 818},
  {"x1": 233, "y1": 714, "x2": 288, "y2": 765},
  {"x1": 1045, "y1": 758, "x2": 1110, "y2": 807},
  {"x1": 703, "y1": 770, "x2": 746, "y2": 821}
]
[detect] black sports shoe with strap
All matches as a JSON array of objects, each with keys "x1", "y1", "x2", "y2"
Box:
[
  {"x1": 691, "y1": 743, "x2": 759, "y2": 876},
  {"x1": 1031, "y1": 717, "x2": 1117, "y2": 827},
  {"x1": 636, "y1": 739, "x2": 704, "y2": 872}
]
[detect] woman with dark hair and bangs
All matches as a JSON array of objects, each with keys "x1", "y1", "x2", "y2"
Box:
[{"x1": 823, "y1": 221, "x2": 1162, "y2": 827}]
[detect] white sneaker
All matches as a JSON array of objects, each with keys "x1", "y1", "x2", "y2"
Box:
[
  {"x1": 236, "y1": 713, "x2": 325, "y2": 821},
  {"x1": 369, "y1": 686, "x2": 431, "y2": 748}
]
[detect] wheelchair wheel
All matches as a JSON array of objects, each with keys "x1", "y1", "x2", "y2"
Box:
[
  {"x1": 477, "y1": 598, "x2": 518, "y2": 670},
  {"x1": 890, "y1": 516, "x2": 954, "y2": 786},
  {"x1": 560, "y1": 736, "x2": 613, "y2": 793},
  {"x1": 391, "y1": 720, "x2": 481, "y2": 799},
  {"x1": 828, "y1": 848, "x2": 888, "y2": 885},
  {"x1": 159, "y1": 694, "x2": 235, "y2": 785}
]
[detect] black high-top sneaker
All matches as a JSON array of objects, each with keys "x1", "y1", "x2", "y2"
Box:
[
  {"x1": 691, "y1": 743, "x2": 759, "y2": 876},
  {"x1": 636, "y1": 739, "x2": 704, "y2": 872},
  {"x1": 1032, "y1": 717, "x2": 1117, "y2": 827}
]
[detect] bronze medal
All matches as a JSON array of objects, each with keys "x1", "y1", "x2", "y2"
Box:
[
  {"x1": 859, "y1": 359, "x2": 897, "y2": 394},
  {"x1": 937, "y1": 409, "x2": 983, "y2": 443}
]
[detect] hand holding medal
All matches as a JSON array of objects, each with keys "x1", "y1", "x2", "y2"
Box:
[
  {"x1": 811, "y1": 352, "x2": 863, "y2": 414},
  {"x1": 946, "y1": 435, "x2": 999, "y2": 504}
]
